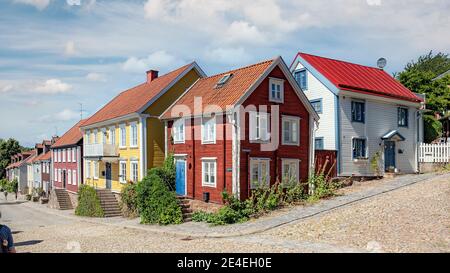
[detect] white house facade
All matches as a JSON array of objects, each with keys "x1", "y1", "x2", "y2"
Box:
[{"x1": 291, "y1": 52, "x2": 425, "y2": 176}]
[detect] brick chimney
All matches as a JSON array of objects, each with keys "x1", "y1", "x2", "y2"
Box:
[{"x1": 146, "y1": 70, "x2": 159, "y2": 83}]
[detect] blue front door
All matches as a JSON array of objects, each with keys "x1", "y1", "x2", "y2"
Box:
[
  {"x1": 384, "y1": 141, "x2": 396, "y2": 171},
  {"x1": 175, "y1": 160, "x2": 186, "y2": 196}
]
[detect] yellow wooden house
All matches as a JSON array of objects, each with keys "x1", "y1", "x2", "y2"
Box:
[{"x1": 80, "y1": 63, "x2": 205, "y2": 192}]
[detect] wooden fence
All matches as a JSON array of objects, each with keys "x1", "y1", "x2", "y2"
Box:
[
  {"x1": 315, "y1": 150, "x2": 338, "y2": 178},
  {"x1": 419, "y1": 143, "x2": 450, "y2": 163}
]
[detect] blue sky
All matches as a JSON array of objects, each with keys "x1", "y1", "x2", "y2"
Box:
[{"x1": 1, "y1": 0, "x2": 449, "y2": 147}]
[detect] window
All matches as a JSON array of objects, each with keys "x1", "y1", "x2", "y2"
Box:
[
  {"x1": 52, "y1": 150, "x2": 56, "y2": 163},
  {"x1": 109, "y1": 127, "x2": 116, "y2": 145},
  {"x1": 57, "y1": 150, "x2": 61, "y2": 162},
  {"x1": 269, "y1": 78, "x2": 284, "y2": 103},
  {"x1": 216, "y1": 73, "x2": 233, "y2": 88},
  {"x1": 202, "y1": 159, "x2": 216, "y2": 187},
  {"x1": 202, "y1": 116, "x2": 216, "y2": 144},
  {"x1": 58, "y1": 169, "x2": 61, "y2": 182},
  {"x1": 46, "y1": 163, "x2": 49, "y2": 173},
  {"x1": 93, "y1": 161, "x2": 99, "y2": 179},
  {"x1": 249, "y1": 112, "x2": 270, "y2": 142},
  {"x1": 282, "y1": 116, "x2": 300, "y2": 145},
  {"x1": 72, "y1": 170, "x2": 77, "y2": 185},
  {"x1": 54, "y1": 169, "x2": 58, "y2": 182},
  {"x1": 294, "y1": 69, "x2": 307, "y2": 90},
  {"x1": 250, "y1": 159, "x2": 270, "y2": 189},
  {"x1": 398, "y1": 107, "x2": 408, "y2": 127},
  {"x1": 351, "y1": 101, "x2": 365, "y2": 123},
  {"x1": 352, "y1": 138, "x2": 367, "y2": 159},
  {"x1": 281, "y1": 159, "x2": 299, "y2": 183},
  {"x1": 86, "y1": 161, "x2": 91, "y2": 178},
  {"x1": 315, "y1": 137, "x2": 324, "y2": 150},
  {"x1": 119, "y1": 161, "x2": 127, "y2": 183},
  {"x1": 68, "y1": 170, "x2": 72, "y2": 185},
  {"x1": 62, "y1": 149, "x2": 66, "y2": 163},
  {"x1": 72, "y1": 148, "x2": 76, "y2": 163},
  {"x1": 310, "y1": 99, "x2": 323, "y2": 114},
  {"x1": 86, "y1": 131, "x2": 91, "y2": 144},
  {"x1": 130, "y1": 122, "x2": 138, "y2": 147},
  {"x1": 102, "y1": 128, "x2": 107, "y2": 144},
  {"x1": 93, "y1": 130, "x2": 98, "y2": 144},
  {"x1": 173, "y1": 119, "x2": 185, "y2": 144},
  {"x1": 130, "y1": 161, "x2": 138, "y2": 182},
  {"x1": 119, "y1": 124, "x2": 126, "y2": 148}
]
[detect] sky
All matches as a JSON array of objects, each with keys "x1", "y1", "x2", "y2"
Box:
[{"x1": 0, "y1": 0, "x2": 449, "y2": 147}]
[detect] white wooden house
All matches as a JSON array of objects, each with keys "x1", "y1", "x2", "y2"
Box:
[{"x1": 290, "y1": 53, "x2": 425, "y2": 176}]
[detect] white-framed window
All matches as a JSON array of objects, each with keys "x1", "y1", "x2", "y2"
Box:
[
  {"x1": 119, "y1": 161, "x2": 127, "y2": 183},
  {"x1": 249, "y1": 111, "x2": 270, "y2": 142},
  {"x1": 57, "y1": 150, "x2": 61, "y2": 162},
  {"x1": 72, "y1": 147, "x2": 76, "y2": 163},
  {"x1": 250, "y1": 158, "x2": 270, "y2": 189},
  {"x1": 62, "y1": 149, "x2": 66, "y2": 163},
  {"x1": 282, "y1": 116, "x2": 300, "y2": 146},
  {"x1": 101, "y1": 128, "x2": 107, "y2": 144},
  {"x1": 85, "y1": 161, "x2": 91, "y2": 178},
  {"x1": 130, "y1": 161, "x2": 138, "y2": 182},
  {"x1": 52, "y1": 150, "x2": 56, "y2": 163},
  {"x1": 119, "y1": 124, "x2": 126, "y2": 148},
  {"x1": 130, "y1": 122, "x2": 138, "y2": 147},
  {"x1": 68, "y1": 170, "x2": 72, "y2": 185},
  {"x1": 281, "y1": 159, "x2": 300, "y2": 183},
  {"x1": 201, "y1": 116, "x2": 216, "y2": 144},
  {"x1": 93, "y1": 130, "x2": 98, "y2": 144},
  {"x1": 294, "y1": 69, "x2": 308, "y2": 90},
  {"x1": 201, "y1": 159, "x2": 217, "y2": 187},
  {"x1": 93, "y1": 161, "x2": 99, "y2": 179},
  {"x1": 86, "y1": 131, "x2": 91, "y2": 144},
  {"x1": 269, "y1": 78, "x2": 284, "y2": 103},
  {"x1": 54, "y1": 168, "x2": 57, "y2": 182},
  {"x1": 46, "y1": 163, "x2": 49, "y2": 173},
  {"x1": 109, "y1": 126, "x2": 116, "y2": 145},
  {"x1": 72, "y1": 170, "x2": 77, "y2": 185},
  {"x1": 173, "y1": 119, "x2": 185, "y2": 144},
  {"x1": 58, "y1": 169, "x2": 62, "y2": 183},
  {"x1": 352, "y1": 137, "x2": 368, "y2": 159}
]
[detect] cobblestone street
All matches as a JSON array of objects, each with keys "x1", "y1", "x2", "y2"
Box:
[{"x1": 1, "y1": 173, "x2": 448, "y2": 253}]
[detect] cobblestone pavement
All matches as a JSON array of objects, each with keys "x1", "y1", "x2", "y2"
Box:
[{"x1": 1, "y1": 172, "x2": 448, "y2": 252}]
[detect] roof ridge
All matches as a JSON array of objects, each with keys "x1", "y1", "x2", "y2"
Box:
[
  {"x1": 300, "y1": 52, "x2": 383, "y2": 71},
  {"x1": 203, "y1": 58, "x2": 276, "y2": 80}
]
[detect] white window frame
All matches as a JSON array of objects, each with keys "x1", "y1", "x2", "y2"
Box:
[
  {"x1": 72, "y1": 147, "x2": 76, "y2": 163},
  {"x1": 249, "y1": 111, "x2": 270, "y2": 143},
  {"x1": 93, "y1": 130, "x2": 98, "y2": 144},
  {"x1": 201, "y1": 116, "x2": 216, "y2": 144},
  {"x1": 119, "y1": 124, "x2": 126, "y2": 148},
  {"x1": 130, "y1": 122, "x2": 138, "y2": 148},
  {"x1": 101, "y1": 128, "x2": 107, "y2": 144},
  {"x1": 57, "y1": 150, "x2": 61, "y2": 163},
  {"x1": 109, "y1": 126, "x2": 116, "y2": 145},
  {"x1": 130, "y1": 161, "x2": 138, "y2": 182},
  {"x1": 250, "y1": 158, "x2": 270, "y2": 189},
  {"x1": 62, "y1": 149, "x2": 66, "y2": 163},
  {"x1": 93, "y1": 161, "x2": 99, "y2": 179},
  {"x1": 281, "y1": 159, "x2": 300, "y2": 183},
  {"x1": 68, "y1": 170, "x2": 72, "y2": 185},
  {"x1": 58, "y1": 168, "x2": 62, "y2": 183},
  {"x1": 282, "y1": 115, "x2": 300, "y2": 146},
  {"x1": 173, "y1": 118, "x2": 185, "y2": 144},
  {"x1": 119, "y1": 161, "x2": 127, "y2": 184},
  {"x1": 86, "y1": 130, "x2": 91, "y2": 144},
  {"x1": 72, "y1": 170, "x2": 77, "y2": 185},
  {"x1": 201, "y1": 158, "x2": 217, "y2": 188},
  {"x1": 86, "y1": 160, "x2": 91, "y2": 178},
  {"x1": 352, "y1": 137, "x2": 369, "y2": 160},
  {"x1": 269, "y1": 78, "x2": 284, "y2": 103}
]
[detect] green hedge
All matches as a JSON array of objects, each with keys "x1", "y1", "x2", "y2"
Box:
[
  {"x1": 136, "y1": 173, "x2": 182, "y2": 225},
  {"x1": 120, "y1": 182, "x2": 138, "y2": 218},
  {"x1": 75, "y1": 185, "x2": 104, "y2": 217}
]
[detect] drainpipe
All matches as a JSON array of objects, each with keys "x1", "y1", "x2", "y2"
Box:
[
  {"x1": 223, "y1": 114, "x2": 227, "y2": 192},
  {"x1": 191, "y1": 117, "x2": 196, "y2": 199}
]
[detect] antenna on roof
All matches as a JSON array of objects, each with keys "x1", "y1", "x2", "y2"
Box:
[
  {"x1": 377, "y1": 58, "x2": 387, "y2": 70},
  {"x1": 79, "y1": 102, "x2": 83, "y2": 120}
]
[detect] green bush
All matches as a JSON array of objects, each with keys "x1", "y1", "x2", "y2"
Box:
[
  {"x1": 120, "y1": 182, "x2": 138, "y2": 218},
  {"x1": 6, "y1": 179, "x2": 18, "y2": 193},
  {"x1": 308, "y1": 174, "x2": 339, "y2": 202},
  {"x1": 137, "y1": 173, "x2": 183, "y2": 225},
  {"x1": 0, "y1": 179, "x2": 7, "y2": 192},
  {"x1": 75, "y1": 185, "x2": 104, "y2": 217},
  {"x1": 147, "y1": 153, "x2": 176, "y2": 191},
  {"x1": 423, "y1": 114, "x2": 442, "y2": 143}
]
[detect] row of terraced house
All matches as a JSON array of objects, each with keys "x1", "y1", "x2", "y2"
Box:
[{"x1": 6, "y1": 52, "x2": 425, "y2": 212}]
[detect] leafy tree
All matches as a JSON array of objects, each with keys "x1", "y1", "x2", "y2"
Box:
[
  {"x1": 0, "y1": 138, "x2": 21, "y2": 179},
  {"x1": 423, "y1": 114, "x2": 443, "y2": 143}
]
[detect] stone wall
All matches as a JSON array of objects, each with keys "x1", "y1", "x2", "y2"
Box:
[{"x1": 188, "y1": 199, "x2": 223, "y2": 213}]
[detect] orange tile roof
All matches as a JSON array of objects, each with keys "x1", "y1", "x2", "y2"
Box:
[
  {"x1": 25, "y1": 150, "x2": 37, "y2": 164},
  {"x1": 161, "y1": 59, "x2": 275, "y2": 119},
  {"x1": 52, "y1": 119, "x2": 86, "y2": 148},
  {"x1": 83, "y1": 63, "x2": 197, "y2": 127}
]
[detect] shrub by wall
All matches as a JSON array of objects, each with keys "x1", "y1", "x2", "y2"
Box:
[
  {"x1": 136, "y1": 173, "x2": 182, "y2": 225},
  {"x1": 75, "y1": 185, "x2": 104, "y2": 217},
  {"x1": 120, "y1": 182, "x2": 138, "y2": 218}
]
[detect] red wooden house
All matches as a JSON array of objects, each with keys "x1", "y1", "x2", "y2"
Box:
[
  {"x1": 161, "y1": 57, "x2": 319, "y2": 203},
  {"x1": 51, "y1": 119, "x2": 86, "y2": 195}
]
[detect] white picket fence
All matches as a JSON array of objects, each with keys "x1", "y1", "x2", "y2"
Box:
[{"x1": 419, "y1": 143, "x2": 450, "y2": 163}]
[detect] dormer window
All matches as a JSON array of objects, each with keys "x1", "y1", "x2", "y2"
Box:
[
  {"x1": 216, "y1": 73, "x2": 233, "y2": 88},
  {"x1": 269, "y1": 78, "x2": 284, "y2": 103}
]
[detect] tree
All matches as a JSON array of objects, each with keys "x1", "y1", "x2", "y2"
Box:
[{"x1": 0, "y1": 138, "x2": 22, "y2": 179}]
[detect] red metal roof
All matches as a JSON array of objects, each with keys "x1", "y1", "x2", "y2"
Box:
[
  {"x1": 296, "y1": 53, "x2": 423, "y2": 103},
  {"x1": 52, "y1": 119, "x2": 86, "y2": 148}
]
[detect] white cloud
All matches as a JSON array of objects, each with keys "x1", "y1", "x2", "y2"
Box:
[
  {"x1": 64, "y1": 41, "x2": 77, "y2": 56},
  {"x1": 13, "y1": 0, "x2": 50, "y2": 10},
  {"x1": 122, "y1": 50, "x2": 181, "y2": 73},
  {"x1": 86, "y1": 72, "x2": 106, "y2": 82},
  {"x1": 66, "y1": 0, "x2": 80, "y2": 6},
  {"x1": 224, "y1": 21, "x2": 265, "y2": 45},
  {"x1": 206, "y1": 47, "x2": 251, "y2": 65},
  {"x1": 34, "y1": 79, "x2": 72, "y2": 94},
  {"x1": 0, "y1": 82, "x2": 13, "y2": 93},
  {"x1": 38, "y1": 109, "x2": 80, "y2": 123}
]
